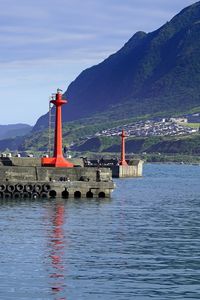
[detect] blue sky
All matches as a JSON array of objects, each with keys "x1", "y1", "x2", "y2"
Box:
[{"x1": 0, "y1": 0, "x2": 196, "y2": 125}]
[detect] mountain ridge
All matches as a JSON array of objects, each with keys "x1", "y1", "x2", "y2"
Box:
[
  {"x1": 0, "y1": 123, "x2": 32, "y2": 141},
  {"x1": 34, "y1": 1, "x2": 200, "y2": 132}
]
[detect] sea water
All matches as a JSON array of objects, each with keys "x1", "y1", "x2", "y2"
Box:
[{"x1": 0, "y1": 163, "x2": 200, "y2": 300}]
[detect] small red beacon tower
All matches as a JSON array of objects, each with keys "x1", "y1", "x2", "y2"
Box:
[
  {"x1": 119, "y1": 129, "x2": 128, "y2": 166},
  {"x1": 41, "y1": 89, "x2": 74, "y2": 168}
]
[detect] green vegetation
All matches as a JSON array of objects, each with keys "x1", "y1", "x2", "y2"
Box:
[
  {"x1": 180, "y1": 122, "x2": 200, "y2": 129},
  {"x1": 143, "y1": 154, "x2": 200, "y2": 164},
  {"x1": 2, "y1": 114, "x2": 200, "y2": 165},
  {"x1": 69, "y1": 133, "x2": 200, "y2": 164},
  {"x1": 34, "y1": 2, "x2": 200, "y2": 132},
  {"x1": 1, "y1": 120, "x2": 200, "y2": 164},
  {"x1": 2, "y1": 2, "x2": 200, "y2": 165}
]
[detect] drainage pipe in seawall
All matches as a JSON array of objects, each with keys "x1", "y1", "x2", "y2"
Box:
[
  {"x1": 13, "y1": 192, "x2": 21, "y2": 199},
  {"x1": 4, "y1": 192, "x2": 13, "y2": 199},
  {"x1": 15, "y1": 184, "x2": 24, "y2": 192},
  {"x1": 0, "y1": 184, "x2": 6, "y2": 192},
  {"x1": 25, "y1": 184, "x2": 33, "y2": 192},
  {"x1": 7, "y1": 185, "x2": 15, "y2": 192},
  {"x1": 42, "y1": 184, "x2": 51, "y2": 192},
  {"x1": 34, "y1": 184, "x2": 42, "y2": 193}
]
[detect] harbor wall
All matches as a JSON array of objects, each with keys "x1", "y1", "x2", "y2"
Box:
[
  {"x1": 0, "y1": 166, "x2": 112, "y2": 182},
  {"x1": 112, "y1": 160, "x2": 143, "y2": 178},
  {"x1": 0, "y1": 157, "x2": 83, "y2": 167},
  {"x1": 0, "y1": 161, "x2": 114, "y2": 198},
  {"x1": 83, "y1": 158, "x2": 144, "y2": 178}
]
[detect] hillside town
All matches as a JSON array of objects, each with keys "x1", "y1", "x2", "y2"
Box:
[{"x1": 95, "y1": 117, "x2": 199, "y2": 138}]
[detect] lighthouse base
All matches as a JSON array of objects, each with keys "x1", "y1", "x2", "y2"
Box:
[
  {"x1": 41, "y1": 156, "x2": 74, "y2": 168},
  {"x1": 119, "y1": 160, "x2": 128, "y2": 166},
  {"x1": 112, "y1": 162, "x2": 143, "y2": 178}
]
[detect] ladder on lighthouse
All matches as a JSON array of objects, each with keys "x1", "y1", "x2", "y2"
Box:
[
  {"x1": 48, "y1": 95, "x2": 56, "y2": 157},
  {"x1": 42, "y1": 89, "x2": 74, "y2": 167}
]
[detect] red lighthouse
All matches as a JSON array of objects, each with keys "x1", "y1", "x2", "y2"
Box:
[
  {"x1": 41, "y1": 89, "x2": 74, "y2": 168},
  {"x1": 119, "y1": 129, "x2": 128, "y2": 166}
]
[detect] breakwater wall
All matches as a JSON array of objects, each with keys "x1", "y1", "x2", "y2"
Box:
[
  {"x1": 83, "y1": 158, "x2": 144, "y2": 178},
  {"x1": 0, "y1": 158, "x2": 114, "y2": 199}
]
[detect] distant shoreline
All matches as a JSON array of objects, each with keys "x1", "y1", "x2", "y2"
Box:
[{"x1": 145, "y1": 161, "x2": 200, "y2": 166}]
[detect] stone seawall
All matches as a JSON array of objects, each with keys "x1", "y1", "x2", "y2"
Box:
[
  {"x1": 0, "y1": 163, "x2": 114, "y2": 199},
  {"x1": 0, "y1": 180, "x2": 113, "y2": 199},
  {"x1": 112, "y1": 161, "x2": 143, "y2": 178},
  {"x1": 83, "y1": 158, "x2": 144, "y2": 178},
  {"x1": 0, "y1": 166, "x2": 112, "y2": 182},
  {"x1": 0, "y1": 157, "x2": 83, "y2": 167}
]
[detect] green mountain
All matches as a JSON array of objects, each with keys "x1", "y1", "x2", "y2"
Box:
[
  {"x1": 0, "y1": 124, "x2": 32, "y2": 140},
  {"x1": 34, "y1": 1, "x2": 200, "y2": 131},
  {"x1": 1, "y1": 1, "x2": 200, "y2": 159},
  {"x1": 71, "y1": 135, "x2": 200, "y2": 156}
]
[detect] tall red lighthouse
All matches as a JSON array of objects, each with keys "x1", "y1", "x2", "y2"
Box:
[
  {"x1": 119, "y1": 129, "x2": 128, "y2": 166},
  {"x1": 41, "y1": 89, "x2": 74, "y2": 168}
]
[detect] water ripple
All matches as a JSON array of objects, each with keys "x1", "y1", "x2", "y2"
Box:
[{"x1": 0, "y1": 164, "x2": 200, "y2": 299}]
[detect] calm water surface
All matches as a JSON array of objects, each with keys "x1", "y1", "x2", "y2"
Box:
[{"x1": 0, "y1": 164, "x2": 200, "y2": 299}]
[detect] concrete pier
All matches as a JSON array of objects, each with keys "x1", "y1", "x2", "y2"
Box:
[
  {"x1": 0, "y1": 158, "x2": 114, "y2": 199},
  {"x1": 83, "y1": 158, "x2": 144, "y2": 178},
  {"x1": 0, "y1": 89, "x2": 115, "y2": 200},
  {"x1": 111, "y1": 160, "x2": 143, "y2": 178}
]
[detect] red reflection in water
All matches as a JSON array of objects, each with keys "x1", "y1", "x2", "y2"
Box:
[{"x1": 48, "y1": 202, "x2": 67, "y2": 300}]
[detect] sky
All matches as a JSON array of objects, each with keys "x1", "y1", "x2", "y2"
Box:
[{"x1": 0, "y1": 0, "x2": 197, "y2": 125}]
